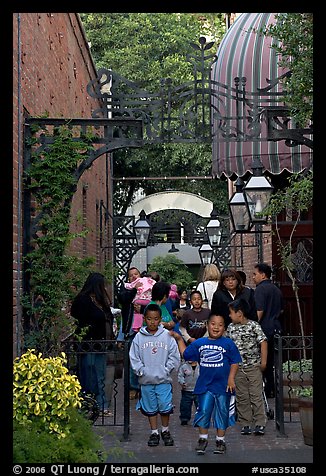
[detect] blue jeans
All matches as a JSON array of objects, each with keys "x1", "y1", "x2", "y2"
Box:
[
  {"x1": 130, "y1": 366, "x2": 140, "y2": 391},
  {"x1": 78, "y1": 353, "x2": 108, "y2": 410},
  {"x1": 128, "y1": 332, "x2": 140, "y2": 391},
  {"x1": 117, "y1": 327, "x2": 140, "y2": 391},
  {"x1": 179, "y1": 390, "x2": 198, "y2": 422}
]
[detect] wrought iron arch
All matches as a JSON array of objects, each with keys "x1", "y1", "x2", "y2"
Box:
[
  {"x1": 86, "y1": 37, "x2": 312, "y2": 150},
  {"x1": 23, "y1": 36, "x2": 312, "y2": 300}
]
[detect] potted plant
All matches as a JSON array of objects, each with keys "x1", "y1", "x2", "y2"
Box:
[
  {"x1": 293, "y1": 386, "x2": 313, "y2": 446},
  {"x1": 282, "y1": 359, "x2": 313, "y2": 411}
]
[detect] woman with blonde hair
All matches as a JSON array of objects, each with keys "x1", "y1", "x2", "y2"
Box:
[{"x1": 196, "y1": 263, "x2": 221, "y2": 309}]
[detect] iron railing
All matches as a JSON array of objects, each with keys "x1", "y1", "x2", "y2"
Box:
[
  {"x1": 64, "y1": 339, "x2": 131, "y2": 440},
  {"x1": 274, "y1": 334, "x2": 313, "y2": 435}
]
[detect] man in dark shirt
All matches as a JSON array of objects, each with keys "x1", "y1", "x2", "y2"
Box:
[{"x1": 252, "y1": 263, "x2": 284, "y2": 398}]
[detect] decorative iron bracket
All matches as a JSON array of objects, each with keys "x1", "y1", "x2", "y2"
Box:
[{"x1": 265, "y1": 107, "x2": 313, "y2": 149}]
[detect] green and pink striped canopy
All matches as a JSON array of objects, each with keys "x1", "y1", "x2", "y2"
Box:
[{"x1": 211, "y1": 13, "x2": 312, "y2": 179}]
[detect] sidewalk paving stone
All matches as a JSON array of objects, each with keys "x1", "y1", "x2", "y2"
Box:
[{"x1": 94, "y1": 372, "x2": 313, "y2": 465}]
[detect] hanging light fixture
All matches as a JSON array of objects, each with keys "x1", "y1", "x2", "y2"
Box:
[
  {"x1": 168, "y1": 243, "x2": 179, "y2": 253},
  {"x1": 134, "y1": 209, "x2": 151, "y2": 247},
  {"x1": 243, "y1": 156, "x2": 274, "y2": 224},
  {"x1": 198, "y1": 243, "x2": 214, "y2": 266},
  {"x1": 229, "y1": 177, "x2": 252, "y2": 232},
  {"x1": 206, "y1": 209, "x2": 222, "y2": 248}
]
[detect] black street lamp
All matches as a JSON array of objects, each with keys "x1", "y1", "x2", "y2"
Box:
[
  {"x1": 199, "y1": 243, "x2": 214, "y2": 266},
  {"x1": 206, "y1": 209, "x2": 222, "y2": 248},
  {"x1": 168, "y1": 243, "x2": 179, "y2": 253},
  {"x1": 229, "y1": 177, "x2": 252, "y2": 233},
  {"x1": 134, "y1": 209, "x2": 151, "y2": 247},
  {"x1": 243, "y1": 156, "x2": 274, "y2": 225}
]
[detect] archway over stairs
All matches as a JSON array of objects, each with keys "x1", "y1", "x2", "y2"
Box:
[
  {"x1": 130, "y1": 191, "x2": 213, "y2": 217},
  {"x1": 126, "y1": 191, "x2": 214, "y2": 282}
]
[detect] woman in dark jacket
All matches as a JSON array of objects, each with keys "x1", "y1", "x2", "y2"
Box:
[
  {"x1": 71, "y1": 272, "x2": 114, "y2": 412},
  {"x1": 211, "y1": 269, "x2": 257, "y2": 328},
  {"x1": 116, "y1": 267, "x2": 143, "y2": 399},
  {"x1": 117, "y1": 285, "x2": 138, "y2": 338}
]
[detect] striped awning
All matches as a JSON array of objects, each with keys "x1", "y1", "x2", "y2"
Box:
[{"x1": 211, "y1": 13, "x2": 312, "y2": 179}]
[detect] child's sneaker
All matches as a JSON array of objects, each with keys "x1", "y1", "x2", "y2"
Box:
[
  {"x1": 195, "y1": 438, "x2": 208, "y2": 454},
  {"x1": 214, "y1": 440, "x2": 226, "y2": 454},
  {"x1": 161, "y1": 430, "x2": 174, "y2": 446},
  {"x1": 254, "y1": 425, "x2": 265, "y2": 435},
  {"x1": 148, "y1": 433, "x2": 160, "y2": 446},
  {"x1": 241, "y1": 426, "x2": 252, "y2": 435}
]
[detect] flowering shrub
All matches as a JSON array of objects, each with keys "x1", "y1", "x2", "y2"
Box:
[{"x1": 13, "y1": 349, "x2": 82, "y2": 438}]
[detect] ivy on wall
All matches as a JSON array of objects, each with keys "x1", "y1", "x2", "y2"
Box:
[{"x1": 23, "y1": 124, "x2": 102, "y2": 356}]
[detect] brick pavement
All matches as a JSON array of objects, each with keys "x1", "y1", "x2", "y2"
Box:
[{"x1": 95, "y1": 372, "x2": 313, "y2": 465}]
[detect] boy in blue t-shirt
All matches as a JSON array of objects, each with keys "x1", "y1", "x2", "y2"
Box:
[{"x1": 171, "y1": 313, "x2": 241, "y2": 455}]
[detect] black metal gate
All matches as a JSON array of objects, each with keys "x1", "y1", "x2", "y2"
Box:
[
  {"x1": 274, "y1": 334, "x2": 313, "y2": 436},
  {"x1": 64, "y1": 339, "x2": 131, "y2": 439}
]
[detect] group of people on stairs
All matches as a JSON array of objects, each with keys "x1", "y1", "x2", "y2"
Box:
[{"x1": 70, "y1": 261, "x2": 283, "y2": 454}]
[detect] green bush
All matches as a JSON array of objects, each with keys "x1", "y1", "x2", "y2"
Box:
[
  {"x1": 13, "y1": 349, "x2": 81, "y2": 437},
  {"x1": 282, "y1": 359, "x2": 313, "y2": 373},
  {"x1": 13, "y1": 408, "x2": 106, "y2": 463},
  {"x1": 148, "y1": 254, "x2": 194, "y2": 289},
  {"x1": 293, "y1": 386, "x2": 313, "y2": 398},
  {"x1": 13, "y1": 349, "x2": 106, "y2": 463}
]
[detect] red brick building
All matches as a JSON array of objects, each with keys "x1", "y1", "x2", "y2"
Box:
[{"x1": 13, "y1": 13, "x2": 111, "y2": 357}]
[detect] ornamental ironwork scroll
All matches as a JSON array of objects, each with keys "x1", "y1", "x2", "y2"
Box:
[
  {"x1": 24, "y1": 36, "x2": 313, "y2": 246},
  {"x1": 23, "y1": 36, "x2": 313, "y2": 308},
  {"x1": 86, "y1": 37, "x2": 312, "y2": 149},
  {"x1": 87, "y1": 37, "x2": 216, "y2": 144}
]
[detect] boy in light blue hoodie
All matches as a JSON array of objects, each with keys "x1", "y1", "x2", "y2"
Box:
[{"x1": 129, "y1": 303, "x2": 180, "y2": 447}]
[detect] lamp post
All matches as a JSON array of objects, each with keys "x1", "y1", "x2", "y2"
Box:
[
  {"x1": 134, "y1": 209, "x2": 151, "y2": 247},
  {"x1": 206, "y1": 209, "x2": 222, "y2": 248},
  {"x1": 243, "y1": 156, "x2": 274, "y2": 225},
  {"x1": 227, "y1": 157, "x2": 274, "y2": 263},
  {"x1": 113, "y1": 208, "x2": 151, "y2": 442},
  {"x1": 229, "y1": 178, "x2": 252, "y2": 233},
  {"x1": 199, "y1": 243, "x2": 214, "y2": 266},
  {"x1": 203, "y1": 209, "x2": 224, "y2": 268},
  {"x1": 229, "y1": 157, "x2": 274, "y2": 234}
]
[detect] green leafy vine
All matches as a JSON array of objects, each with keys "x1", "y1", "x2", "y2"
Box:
[{"x1": 23, "y1": 124, "x2": 99, "y2": 356}]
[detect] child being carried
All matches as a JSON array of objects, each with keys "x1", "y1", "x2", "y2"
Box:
[{"x1": 125, "y1": 273, "x2": 156, "y2": 331}]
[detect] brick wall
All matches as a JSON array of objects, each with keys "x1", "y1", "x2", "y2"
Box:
[
  {"x1": 229, "y1": 229, "x2": 272, "y2": 287},
  {"x1": 13, "y1": 13, "x2": 111, "y2": 358}
]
